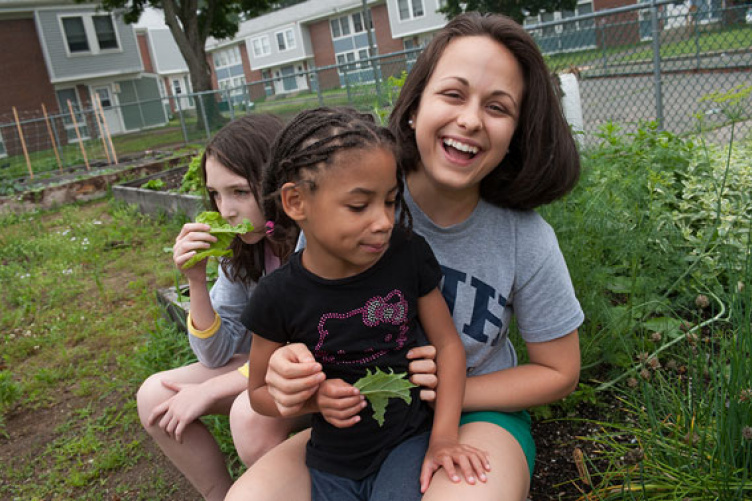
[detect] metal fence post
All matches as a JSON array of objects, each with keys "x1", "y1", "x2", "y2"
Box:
[
  {"x1": 197, "y1": 94, "x2": 210, "y2": 140},
  {"x1": 343, "y1": 65, "x2": 352, "y2": 105},
  {"x1": 175, "y1": 96, "x2": 189, "y2": 144},
  {"x1": 693, "y1": 10, "x2": 701, "y2": 70},
  {"x1": 650, "y1": 0, "x2": 664, "y2": 130},
  {"x1": 598, "y1": 20, "x2": 609, "y2": 71},
  {"x1": 314, "y1": 66, "x2": 324, "y2": 106},
  {"x1": 226, "y1": 89, "x2": 235, "y2": 120}
]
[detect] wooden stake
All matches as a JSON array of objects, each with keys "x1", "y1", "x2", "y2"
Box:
[
  {"x1": 41, "y1": 103, "x2": 63, "y2": 173},
  {"x1": 94, "y1": 93, "x2": 118, "y2": 165},
  {"x1": 67, "y1": 99, "x2": 90, "y2": 171},
  {"x1": 91, "y1": 94, "x2": 112, "y2": 164},
  {"x1": 12, "y1": 106, "x2": 34, "y2": 180}
]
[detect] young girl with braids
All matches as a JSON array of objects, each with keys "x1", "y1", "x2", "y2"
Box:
[
  {"x1": 228, "y1": 12, "x2": 583, "y2": 501},
  {"x1": 136, "y1": 114, "x2": 308, "y2": 501},
  {"x1": 239, "y1": 107, "x2": 490, "y2": 500}
]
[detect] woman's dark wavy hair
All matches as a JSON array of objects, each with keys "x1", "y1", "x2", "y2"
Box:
[
  {"x1": 200, "y1": 113, "x2": 287, "y2": 285},
  {"x1": 389, "y1": 12, "x2": 580, "y2": 210},
  {"x1": 262, "y1": 107, "x2": 410, "y2": 255}
]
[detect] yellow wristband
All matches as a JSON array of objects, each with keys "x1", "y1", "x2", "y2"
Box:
[
  {"x1": 187, "y1": 310, "x2": 221, "y2": 339},
  {"x1": 237, "y1": 362, "x2": 249, "y2": 378}
]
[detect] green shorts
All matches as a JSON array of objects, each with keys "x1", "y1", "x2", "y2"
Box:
[{"x1": 460, "y1": 410, "x2": 535, "y2": 478}]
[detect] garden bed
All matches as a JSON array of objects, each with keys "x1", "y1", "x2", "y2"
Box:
[
  {"x1": 0, "y1": 151, "x2": 195, "y2": 214},
  {"x1": 112, "y1": 165, "x2": 204, "y2": 219}
]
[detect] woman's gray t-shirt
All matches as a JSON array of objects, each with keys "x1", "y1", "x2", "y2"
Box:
[{"x1": 403, "y1": 189, "x2": 584, "y2": 376}]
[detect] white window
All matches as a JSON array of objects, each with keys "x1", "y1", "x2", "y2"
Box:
[
  {"x1": 351, "y1": 11, "x2": 373, "y2": 33},
  {"x1": 330, "y1": 16, "x2": 351, "y2": 39},
  {"x1": 93, "y1": 15, "x2": 118, "y2": 49},
  {"x1": 337, "y1": 49, "x2": 372, "y2": 72},
  {"x1": 337, "y1": 52, "x2": 357, "y2": 71},
  {"x1": 60, "y1": 14, "x2": 120, "y2": 55},
  {"x1": 213, "y1": 46, "x2": 241, "y2": 68},
  {"x1": 276, "y1": 28, "x2": 295, "y2": 51},
  {"x1": 95, "y1": 87, "x2": 112, "y2": 108},
  {"x1": 172, "y1": 79, "x2": 183, "y2": 95},
  {"x1": 353, "y1": 12, "x2": 364, "y2": 32},
  {"x1": 398, "y1": 0, "x2": 424, "y2": 20},
  {"x1": 251, "y1": 35, "x2": 271, "y2": 57},
  {"x1": 0, "y1": 130, "x2": 6, "y2": 159},
  {"x1": 62, "y1": 17, "x2": 89, "y2": 53}
]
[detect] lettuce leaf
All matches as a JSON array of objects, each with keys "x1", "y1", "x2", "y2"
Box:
[
  {"x1": 183, "y1": 211, "x2": 253, "y2": 268},
  {"x1": 353, "y1": 367, "x2": 416, "y2": 426}
]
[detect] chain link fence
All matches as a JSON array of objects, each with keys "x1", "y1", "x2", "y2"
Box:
[
  {"x1": 2, "y1": 2, "x2": 749, "y2": 187},
  {"x1": 529, "y1": 0, "x2": 751, "y2": 144}
]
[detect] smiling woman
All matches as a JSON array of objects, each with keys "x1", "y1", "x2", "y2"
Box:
[
  {"x1": 409, "y1": 35, "x2": 523, "y2": 221},
  {"x1": 227, "y1": 13, "x2": 582, "y2": 501}
]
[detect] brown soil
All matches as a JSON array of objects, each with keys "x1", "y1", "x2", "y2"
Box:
[{"x1": 1, "y1": 391, "x2": 592, "y2": 500}]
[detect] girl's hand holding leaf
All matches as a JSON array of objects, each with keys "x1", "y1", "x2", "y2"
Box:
[
  {"x1": 316, "y1": 379, "x2": 366, "y2": 428},
  {"x1": 173, "y1": 221, "x2": 215, "y2": 281},
  {"x1": 181, "y1": 212, "x2": 253, "y2": 269}
]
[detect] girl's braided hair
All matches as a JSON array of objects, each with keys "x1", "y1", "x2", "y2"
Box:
[{"x1": 262, "y1": 107, "x2": 411, "y2": 258}]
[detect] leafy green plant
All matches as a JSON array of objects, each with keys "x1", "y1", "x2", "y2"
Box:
[
  {"x1": 179, "y1": 150, "x2": 205, "y2": 194},
  {"x1": 140, "y1": 179, "x2": 166, "y2": 191},
  {"x1": 574, "y1": 278, "x2": 752, "y2": 500},
  {"x1": 0, "y1": 371, "x2": 22, "y2": 412},
  {"x1": 183, "y1": 211, "x2": 253, "y2": 268}
]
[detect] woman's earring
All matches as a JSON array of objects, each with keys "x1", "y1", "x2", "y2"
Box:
[{"x1": 408, "y1": 118, "x2": 414, "y2": 128}]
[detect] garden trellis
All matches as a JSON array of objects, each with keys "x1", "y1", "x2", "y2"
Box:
[{"x1": 0, "y1": 101, "x2": 118, "y2": 186}]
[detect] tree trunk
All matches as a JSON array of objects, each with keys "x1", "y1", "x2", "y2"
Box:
[{"x1": 162, "y1": 0, "x2": 226, "y2": 132}]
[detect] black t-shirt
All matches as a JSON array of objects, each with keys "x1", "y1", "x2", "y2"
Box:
[{"x1": 241, "y1": 228, "x2": 441, "y2": 479}]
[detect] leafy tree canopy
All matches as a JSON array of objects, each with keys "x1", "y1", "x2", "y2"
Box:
[{"x1": 440, "y1": 0, "x2": 578, "y2": 24}]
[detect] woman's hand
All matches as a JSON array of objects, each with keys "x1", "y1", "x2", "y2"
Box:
[
  {"x1": 407, "y1": 345, "x2": 438, "y2": 403},
  {"x1": 265, "y1": 343, "x2": 325, "y2": 416},
  {"x1": 316, "y1": 379, "x2": 366, "y2": 428},
  {"x1": 172, "y1": 222, "x2": 216, "y2": 282},
  {"x1": 147, "y1": 380, "x2": 213, "y2": 443},
  {"x1": 419, "y1": 436, "x2": 491, "y2": 493}
]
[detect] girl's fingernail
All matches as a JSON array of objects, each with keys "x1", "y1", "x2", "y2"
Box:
[
  {"x1": 468, "y1": 476, "x2": 475, "y2": 483},
  {"x1": 452, "y1": 475, "x2": 460, "y2": 482}
]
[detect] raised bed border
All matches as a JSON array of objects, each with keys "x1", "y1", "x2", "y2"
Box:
[{"x1": 0, "y1": 153, "x2": 195, "y2": 214}]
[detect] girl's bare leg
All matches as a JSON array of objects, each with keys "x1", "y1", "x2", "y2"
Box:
[
  {"x1": 137, "y1": 356, "x2": 245, "y2": 501},
  {"x1": 421, "y1": 422, "x2": 530, "y2": 501},
  {"x1": 229, "y1": 390, "x2": 309, "y2": 466},
  {"x1": 225, "y1": 428, "x2": 312, "y2": 501}
]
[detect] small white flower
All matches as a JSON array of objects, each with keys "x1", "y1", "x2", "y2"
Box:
[
  {"x1": 62, "y1": 229, "x2": 70, "y2": 236},
  {"x1": 19, "y1": 273, "x2": 30, "y2": 279},
  {"x1": 62, "y1": 269, "x2": 73, "y2": 275},
  {"x1": 93, "y1": 220, "x2": 102, "y2": 225}
]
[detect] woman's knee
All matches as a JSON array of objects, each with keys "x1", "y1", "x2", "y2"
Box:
[
  {"x1": 230, "y1": 392, "x2": 294, "y2": 466},
  {"x1": 226, "y1": 431, "x2": 311, "y2": 501}
]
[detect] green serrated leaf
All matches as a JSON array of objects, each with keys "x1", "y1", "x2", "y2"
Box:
[
  {"x1": 183, "y1": 211, "x2": 253, "y2": 268},
  {"x1": 353, "y1": 367, "x2": 416, "y2": 426}
]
